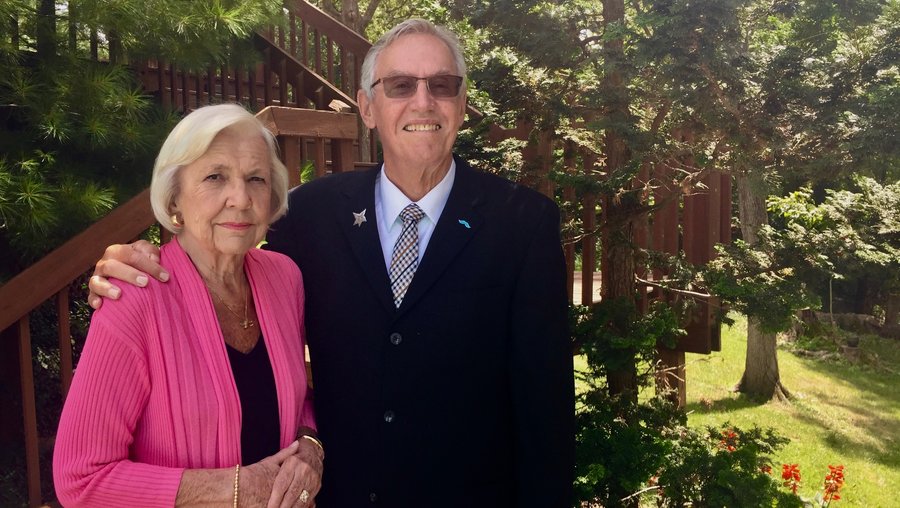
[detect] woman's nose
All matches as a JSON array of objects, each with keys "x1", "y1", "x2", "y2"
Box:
[{"x1": 226, "y1": 180, "x2": 251, "y2": 208}]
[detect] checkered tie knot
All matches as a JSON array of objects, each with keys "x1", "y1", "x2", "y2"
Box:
[{"x1": 390, "y1": 203, "x2": 426, "y2": 307}]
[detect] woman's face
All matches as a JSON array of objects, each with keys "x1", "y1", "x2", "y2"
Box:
[{"x1": 171, "y1": 128, "x2": 273, "y2": 259}]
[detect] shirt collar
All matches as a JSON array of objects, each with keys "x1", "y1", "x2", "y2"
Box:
[{"x1": 378, "y1": 159, "x2": 456, "y2": 228}]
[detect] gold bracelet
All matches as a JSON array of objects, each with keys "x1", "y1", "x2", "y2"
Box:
[
  {"x1": 301, "y1": 434, "x2": 325, "y2": 456},
  {"x1": 232, "y1": 463, "x2": 240, "y2": 508}
]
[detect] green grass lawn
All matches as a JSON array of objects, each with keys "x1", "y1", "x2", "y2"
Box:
[{"x1": 684, "y1": 315, "x2": 900, "y2": 507}]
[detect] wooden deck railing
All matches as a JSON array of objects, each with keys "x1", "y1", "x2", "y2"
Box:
[{"x1": 0, "y1": 106, "x2": 357, "y2": 507}]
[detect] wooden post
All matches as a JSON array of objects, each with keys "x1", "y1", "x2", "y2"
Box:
[
  {"x1": 263, "y1": 48, "x2": 273, "y2": 107},
  {"x1": 331, "y1": 139, "x2": 354, "y2": 173},
  {"x1": 280, "y1": 136, "x2": 302, "y2": 188},
  {"x1": 656, "y1": 348, "x2": 686, "y2": 407},
  {"x1": 18, "y1": 317, "x2": 41, "y2": 507},
  {"x1": 581, "y1": 154, "x2": 597, "y2": 305},
  {"x1": 326, "y1": 38, "x2": 335, "y2": 83},
  {"x1": 58, "y1": 289, "x2": 73, "y2": 399},
  {"x1": 248, "y1": 67, "x2": 258, "y2": 110},
  {"x1": 314, "y1": 138, "x2": 326, "y2": 177}
]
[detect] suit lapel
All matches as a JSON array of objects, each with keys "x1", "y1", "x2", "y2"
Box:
[
  {"x1": 336, "y1": 167, "x2": 397, "y2": 314},
  {"x1": 397, "y1": 159, "x2": 484, "y2": 316}
]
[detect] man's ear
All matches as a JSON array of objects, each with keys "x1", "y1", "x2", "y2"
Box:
[
  {"x1": 458, "y1": 93, "x2": 467, "y2": 129},
  {"x1": 358, "y1": 89, "x2": 377, "y2": 129}
]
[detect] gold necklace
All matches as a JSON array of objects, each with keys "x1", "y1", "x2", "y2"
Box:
[{"x1": 208, "y1": 284, "x2": 255, "y2": 330}]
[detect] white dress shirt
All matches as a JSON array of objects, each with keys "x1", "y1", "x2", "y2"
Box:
[{"x1": 375, "y1": 160, "x2": 456, "y2": 272}]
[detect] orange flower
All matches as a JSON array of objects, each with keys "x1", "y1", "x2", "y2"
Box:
[
  {"x1": 760, "y1": 464, "x2": 773, "y2": 475},
  {"x1": 781, "y1": 464, "x2": 801, "y2": 494}
]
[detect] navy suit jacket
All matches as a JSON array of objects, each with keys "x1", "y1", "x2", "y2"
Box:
[{"x1": 267, "y1": 156, "x2": 574, "y2": 507}]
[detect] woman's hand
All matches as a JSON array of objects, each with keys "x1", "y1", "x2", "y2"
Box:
[
  {"x1": 239, "y1": 441, "x2": 310, "y2": 507},
  {"x1": 267, "y1": 439, "x2": 324, "y2": 508}
]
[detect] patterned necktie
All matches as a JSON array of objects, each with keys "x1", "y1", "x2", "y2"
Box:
[{"x1": 389, "y1": 203, "x2": 426, "y2": 308}]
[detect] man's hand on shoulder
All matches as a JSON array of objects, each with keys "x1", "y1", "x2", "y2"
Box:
[{"x1": 88, "y1": 240, "x2": 168, "y2": 309}]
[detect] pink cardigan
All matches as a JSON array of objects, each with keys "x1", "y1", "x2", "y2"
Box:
[{"x1": 53, "y1": 238, "x2": 315, "y2": 507}]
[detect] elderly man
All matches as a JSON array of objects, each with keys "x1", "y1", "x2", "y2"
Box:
[{"x1": 89, "y1": 19, "x2": 574, "y2": 507}]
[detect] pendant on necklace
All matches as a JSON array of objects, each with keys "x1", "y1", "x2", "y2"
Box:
[{"x1": 240, "y1": 319, "x2": 255, "y2": 330}]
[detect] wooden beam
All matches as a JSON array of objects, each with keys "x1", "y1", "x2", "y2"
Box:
[{"x1": 257, "y1": 106, "x2": 357, "y2": 141}]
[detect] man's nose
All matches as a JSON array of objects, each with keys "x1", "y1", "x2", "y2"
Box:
[{"x1": 410, "y1": 79, "x2": 437, "y2": 107}]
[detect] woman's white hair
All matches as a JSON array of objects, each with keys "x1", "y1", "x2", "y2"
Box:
[
  {"x1": 360, "y1": 19, "x2": 467, "y2": 100},
  {"x1": 150, "y1": 103, "x2": 289, "y2": 234}
]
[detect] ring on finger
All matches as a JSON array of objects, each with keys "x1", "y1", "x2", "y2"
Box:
[{"x1": 299, "y1": 489, "x2": 310, "y2": 504}]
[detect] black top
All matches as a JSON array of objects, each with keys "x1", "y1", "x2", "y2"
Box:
[{"x1": 226, "y1": 335, "x2": 281, "y2": 465}]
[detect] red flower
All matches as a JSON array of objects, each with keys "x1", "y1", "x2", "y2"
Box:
[
  {"x1": 782, "y1": 464, "x2": 801, "y2": 494},
  {"x1": 823, "y1": 464, "x2": 845, "y2": 502},
  {"x1": 718, "y1": 429, "x2": 739, "y2": 452},
  {"x1": 760, "y1": 464, "x2": 773, "y2": 475}
]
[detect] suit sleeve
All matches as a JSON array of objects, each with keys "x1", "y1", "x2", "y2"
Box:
[
  {"x1": 52, "y1": 308, "x2": 184, "y2": 507},
  {"x1": 509, "y1": 201, "x2": 575, "y2": 508}
]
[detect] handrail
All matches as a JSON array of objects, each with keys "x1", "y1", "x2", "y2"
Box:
[
  {"x1": 253, "y1": 32, "x2": 357, "y2": 109},
  {"x1": 0, "y1": 189, "x2": 154, "y2": 333},
  {"x1": 286, "y1": 0, "x2": 371, "y2": 57}
]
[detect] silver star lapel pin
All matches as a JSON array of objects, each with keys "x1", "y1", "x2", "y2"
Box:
[{"x1": 352, "y1": 209, "x2": 367, "y2": 227}]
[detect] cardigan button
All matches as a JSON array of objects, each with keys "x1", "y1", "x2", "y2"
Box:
[{"x1": 389, "y1": 332, "x2": 402, "y2": 345}]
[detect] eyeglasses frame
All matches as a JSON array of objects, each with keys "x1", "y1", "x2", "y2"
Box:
[{"x1": 370, "y1": 74, "x2": 465, "y2": 99}]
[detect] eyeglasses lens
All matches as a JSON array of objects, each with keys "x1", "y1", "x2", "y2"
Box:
[{"x1": 379, "y1": 75, "x2": 462, "y2": 98}]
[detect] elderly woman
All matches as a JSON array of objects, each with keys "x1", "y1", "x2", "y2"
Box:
[{"x1": 53, "y1": 104, "x2": 322, "y2": 507}]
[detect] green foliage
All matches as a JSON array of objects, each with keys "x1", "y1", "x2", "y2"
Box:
[
  {"x1": 572, "y1": 299, "x2": 799, "y2": 506},
  {"x1": 71, "y1": 0, "x2": 285, "y2": 69},
  {"x1": 704, "y1": 232, "x2": 822, "y2": 333},
  {"x1": 575, "y1": 388, "x2": 680, "y2": 505},
  {"x1": 0, "y1": 56, "x2": 170, "y2": 275},
  {"x1": 572, "y1": 298, "x2": 685, "y2": 504},
  {"x1": 705, "y1": 177, "x2": 900, "y2": 331},
  {"x1": 573, "y1": 299, "x2": 683, "y2": 380},
  {"x1": 0, "y1": 1, "x2": 285, "y2": 277},
  {"x1": 656, "y1": 425, "x2": 802, "y2": 507}
]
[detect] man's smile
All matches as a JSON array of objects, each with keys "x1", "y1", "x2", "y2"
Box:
[{"x1": 403, "y1": 123, "x2": 442, "y2": 132}]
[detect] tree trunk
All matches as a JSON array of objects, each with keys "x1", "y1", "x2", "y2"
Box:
[
  {"x1": 735, "y1": 172, "x2": 790, "y2": 401},
  {"x1": 600, "y1": 0, "x2": 638, "y2": 407},
  {"x1": 341, "y1": 0, "x2": 361, "y2": 33},
  {"x1": 36, "y1": 0, "x2": 56, "y2": 59}
]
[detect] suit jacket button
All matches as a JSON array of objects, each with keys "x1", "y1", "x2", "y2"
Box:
[
  {"x1": 369, "y1": 492, "x2": 378, "y2": 502},
  {"x1": 389, "y1": 332, "x2": 402, "y2": 345},
  {"x1": 383, "y1": 410, "x2": 395, "y2": 423}
]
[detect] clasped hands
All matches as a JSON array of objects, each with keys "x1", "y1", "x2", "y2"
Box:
[{"x1": 242, "y1": 439, "x2": 323, "y2": 508}]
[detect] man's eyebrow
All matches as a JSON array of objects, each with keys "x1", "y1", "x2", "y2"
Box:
[{"x1": 382, "y1": 69, "x2": 455, "y2": 77}]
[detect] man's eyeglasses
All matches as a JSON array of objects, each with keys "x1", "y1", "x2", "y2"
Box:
[{"x1": 371, "y1": 74, "x2": 464, "y2": 99}]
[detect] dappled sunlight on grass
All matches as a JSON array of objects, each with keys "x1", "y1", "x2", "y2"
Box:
[{"x1": 685, "y1": 314, "x2": 900, "y2": 507}]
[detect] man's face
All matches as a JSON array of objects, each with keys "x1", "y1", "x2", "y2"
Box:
[{"x1": 358, "y1": 33, "x2": 466, "y2": 174}]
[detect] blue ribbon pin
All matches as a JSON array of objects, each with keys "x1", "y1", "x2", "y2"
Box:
[{"x1": 458, "y1": 219, "x2": 471, "y2": 229}]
